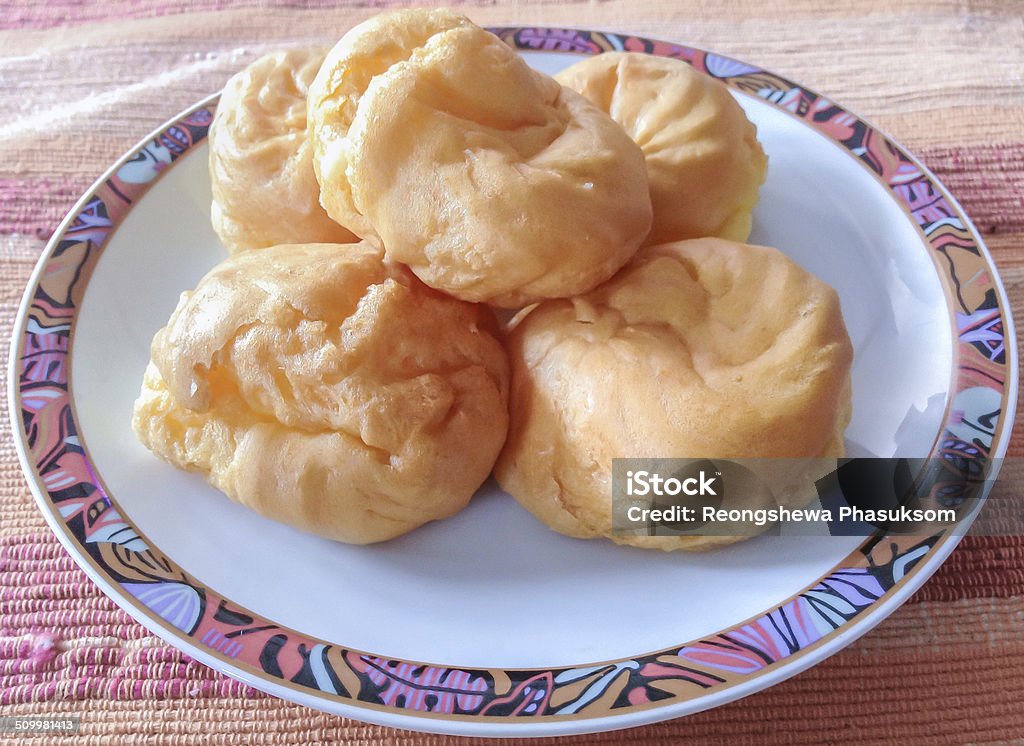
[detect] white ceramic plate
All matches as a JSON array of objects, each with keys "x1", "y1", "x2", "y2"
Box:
[{"x1": 9, "y1": 28, "x2": 1017, "y2": 737}]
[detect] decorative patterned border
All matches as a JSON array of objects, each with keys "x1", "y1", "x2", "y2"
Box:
[{"x1": 8, "y1": 29, "x2": 1013, "y2": 729}]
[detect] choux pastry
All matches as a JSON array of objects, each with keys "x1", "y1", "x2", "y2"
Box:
[
  {"x1": 307, "y1": 9, "x2": 653, "y2": 307},
  {"x1": 494, "y1": 237, "x2": 853, "y2": 550},
  {"x1": 133, "y1": 242, "x2": 509, "y2": 543},
  {"x1": 556, "y1": 52, "x2": 767, "y2": 245},
  {"x1": 210, "y1": 48, "x2": 356, "y2": 252}
]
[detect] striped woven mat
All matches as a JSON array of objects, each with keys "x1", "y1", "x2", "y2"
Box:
[{"x1": 1, "y1": 1, "x2": 1022, "y2": 742}]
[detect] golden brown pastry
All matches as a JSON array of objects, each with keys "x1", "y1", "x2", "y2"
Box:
[
  {"x1": 556, "y1": 52, "x2": 768, "y2": 245},
  {"x1": 210, "y1": 48, "x2": 356, "y2": 252},
  {"x1": 307, "y1": 9, "x2": 653, "y2": 307},
  {"x1": 132, "y1": 242, "x2": 509, "y2": 543},
  {"x1": 494, "y1": 238, "x2": 853, "y2": 551}
]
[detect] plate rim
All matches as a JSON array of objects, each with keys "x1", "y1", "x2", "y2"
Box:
[{"x1": 7, "y1": 27, "x2": 1017, "y2": 737}]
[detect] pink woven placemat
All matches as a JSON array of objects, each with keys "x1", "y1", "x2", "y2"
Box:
[{"x1": 1, "y1": 1, "x2": 1022, "y2": 742}]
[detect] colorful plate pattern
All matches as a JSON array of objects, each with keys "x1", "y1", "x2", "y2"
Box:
[{"x1": 8, "y1": 28, "x2": 1016, "y2": 734}]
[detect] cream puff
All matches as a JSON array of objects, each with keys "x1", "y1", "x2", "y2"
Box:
[
  {"x1": 307, "y1": 9, "x2": 652, "y2": 307},
  {"x1": 209, "y1": 48, "x2": 356, "y2": 252},
  {"x1": 556, "y1": 52, "x2": 768, "y2": 245},
  {"x1": 494, "y1": 237, "x2": 852, "y2": 550},
  {"x1": 133, "y1": 242, "x2": 509, "y2": 543}
]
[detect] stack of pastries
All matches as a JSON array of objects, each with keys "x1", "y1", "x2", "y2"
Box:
[{"x1": 133, "y1": 8, "x2": 853, "y2": 551}]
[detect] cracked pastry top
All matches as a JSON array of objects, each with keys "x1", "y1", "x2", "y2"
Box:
[
  {"x1": 209, "y1": 47, "x2": 356, "y2": 253},
  {"x1": 306, "y1": 9, "x2": 653, "y2": 308},
  {"x1": 494, "y1": 237, "x2": 853, "y2": 551},
  {"x1": 556, "y1": 52, "x2": 768, "y2": 246},
  {"x1": 132, "y1": 242, "x2": 509, "y2": 544}
]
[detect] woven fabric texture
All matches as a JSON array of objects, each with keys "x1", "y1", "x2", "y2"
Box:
[{"x1": 1, "y1": 1, "x2": 1022, "y2": 743}]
